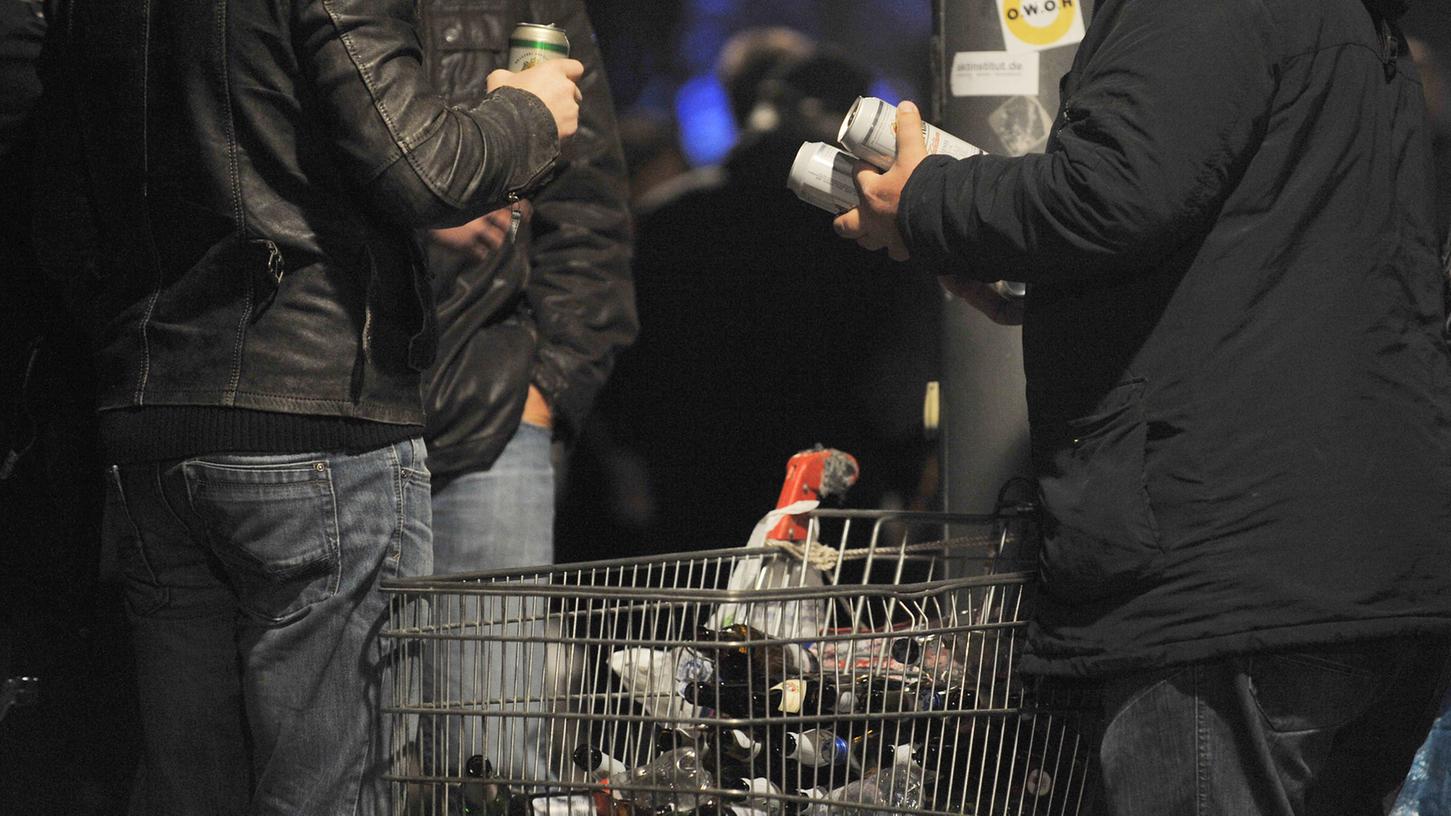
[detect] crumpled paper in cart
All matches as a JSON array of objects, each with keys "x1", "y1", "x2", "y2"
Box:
[
  {"x1": 707, "y1": 499, "x2": 829, "y2": 642},
  {"x1": 608, "y1": 645, "x2": 714, "y2": 721},
  {"x1": 607, "y1": 501, "x2": 829, "y2": 719}
]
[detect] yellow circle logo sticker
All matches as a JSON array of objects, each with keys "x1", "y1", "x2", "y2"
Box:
[{"x1": 997, "y1": 0, "x2": 1085, "y2": 52}]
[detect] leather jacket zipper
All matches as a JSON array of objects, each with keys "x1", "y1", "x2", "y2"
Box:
[{"x1": 507, "y1": 191, "x2": 523, "y2": 243}]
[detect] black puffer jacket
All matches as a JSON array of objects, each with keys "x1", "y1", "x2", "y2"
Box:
[
  {"x1": 34, "y1": 0, "x2": 560, "y2": 434},
  {"x1": 418, "y1": 0, "x2": 634, "y2": 481},
  {"x1": 901, "y1": 0, "x2": 1451, "y2": 676}
]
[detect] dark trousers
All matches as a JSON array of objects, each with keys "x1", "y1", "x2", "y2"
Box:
[{"x1": 1094, "y1": 637, "x2": 1449, "y2": 816}]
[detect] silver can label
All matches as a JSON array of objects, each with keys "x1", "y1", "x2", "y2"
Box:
[
  {"x1": 788, "y1": 142, "x2": 860, "y2": 215},
  {"x1": 838, "y1": 96, "x2": 984, "y2": 171}
]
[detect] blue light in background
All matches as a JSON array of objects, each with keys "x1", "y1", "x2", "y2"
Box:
[
  {"x1": 869, "y1": 78, "x2": 904, "y2": 106},
  {"x1": 675, "y1": 73, "x2": 737, "y2": 166}
]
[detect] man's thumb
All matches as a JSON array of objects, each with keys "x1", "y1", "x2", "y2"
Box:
[{"x1": 895, "y1": 101, "x2": 928, "y2": 164}]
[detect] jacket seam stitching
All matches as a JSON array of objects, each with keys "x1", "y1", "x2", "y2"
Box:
[
  {"x1": 119, "y1": 389, "x2": 380, "y2": 404},
  {"x1": 320, "y1": 0, "x2": 462, "y2": 206},
  {"x1": 219, "y1": 0, "x2": 248, "y2": 398},
  {"x1": 218, "y1": 0, "x2": 244, "y2": 234},
  {"x1": 135, "y1": 0, "x2": 157, "y2": 402}
]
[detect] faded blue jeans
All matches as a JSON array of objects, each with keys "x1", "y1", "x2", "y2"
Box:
[
  {"x1": 1391, "y1": 685, "x2": 1451, "y2": 815},
  {"x1": 105, "y1": 438, "x2": 432, "y2": 816},
  {"x1": 1094, "y1": 637, "x2": 1448, "y2": 816},
  {"x1": 426, "y1": 422, "x2": 572, "y2": 784}
]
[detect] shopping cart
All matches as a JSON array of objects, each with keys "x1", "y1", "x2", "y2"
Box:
[{"x1": 381, "y1": 505, "x2": 1096, "y2": 816}]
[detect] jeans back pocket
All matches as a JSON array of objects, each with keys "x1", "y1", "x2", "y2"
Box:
[
  {"x1": 1246, "y1": 650, "x2": 1384, "y2": 734},
  {"x1": 183, "y1": 457, "x2": 342, "y2": 624}
]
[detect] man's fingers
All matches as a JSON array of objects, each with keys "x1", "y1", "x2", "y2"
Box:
[
  {"x1": 895, "y1": 101, "x2": 928, "y2": 165},
  {"x1": 833, "y1": 209, "x2": 865, "y2": 239},
  {"x1": 852, "y1": 160, "x2": 881, "y2": 197},
  {"x1": 856, "y1": 234, "x2": 886, "y2": 252},
  {"x1": 486, "y1": 69, "x2": 513, "y2": 93},
  {"x1": 555, "y1": 58, "x2": 585, "y2": 81},
  {"x1": 484, "y1": 207, "x2": 514, "y2": 230}
]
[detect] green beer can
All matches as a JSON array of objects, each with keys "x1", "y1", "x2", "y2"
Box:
[{"x1": 508, "y1": 23, "x2": 570, "y2": 71}]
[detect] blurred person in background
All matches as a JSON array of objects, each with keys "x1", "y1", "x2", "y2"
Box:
[
  {"x1": 617, "y1": 110, "x2": 689, "y2": 208},
  {"x1": 579, "y1": 29, "x2": 942, "y2": 555},
  {"x1": 30, "y1": 0, "x2": 581, "y2": 810},
  {"x1": 416, "y1": 0, "x2": 634, "y2": 783}
]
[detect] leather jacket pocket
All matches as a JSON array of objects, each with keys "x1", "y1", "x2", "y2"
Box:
[
  {"x1": 428, "y1": 4, "x2": 507, "y2": 104},
  {"x1": 406, "y1": 236, "x2": 439, "y2": 371},
  {"x1": 1036, "y1": 379, "x2": 1163, "y2": 604},
  {"x1": 431, "y1": 6, "x2": 506, "y2": 52}
]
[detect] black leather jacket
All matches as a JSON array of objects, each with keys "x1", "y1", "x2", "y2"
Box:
[
  {"x1": 34, "y1": 0, "x2": 560, "y2": 428},
  {"x1": 419, "y1": 0, "x2": 635, "y2": 480}
]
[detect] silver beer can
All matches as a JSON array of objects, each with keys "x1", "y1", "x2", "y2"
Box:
[
  {"x1": 788, "y1": 142, "x2": 860, "y2": 214},
  {"x1": 836, "y1": 98, "x2": 1022, "y2": 297},
  {"x1": 838, "y1": 96, "x2": 984, "y2": 171},
  {"x1": 508, "y1": 23, "x2": 570, "y2": 71}
]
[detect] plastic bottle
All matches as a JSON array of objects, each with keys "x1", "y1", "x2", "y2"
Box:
[
  {"x1": 625, "y1": 746, "x2": 714, "y2": 813},
  {"x1": 805, "y1": 743, "x2": 937, "y2": 814}
]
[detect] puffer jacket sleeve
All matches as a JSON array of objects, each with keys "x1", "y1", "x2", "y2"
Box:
[
  {"x1": 524, "y1": 0, "x2": 636, "y2": 436},
  {"x1": 898, "y1": 0, "x2": 1278, "y2": 284},
  {"x1": 295, "y1": 0, "x2": 561, "y2": 228}
]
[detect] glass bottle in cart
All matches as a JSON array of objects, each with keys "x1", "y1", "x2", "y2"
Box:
[
  {"x1": 574, "y1": 744, "x2": 632, "y2": 784},
  {"x1": 774, "y1": 674, "x2": 945, "y2": 715},
  {"x1": 889, "y1": 634, "x2": 973, "y2": 685},
  {"x1": 834, "y1": 674, "x2": 946, "y2": 715},
  {"x1": 705, "y1": 758, "x2": 786, "y2": 814},
  {"x1": 695, "y1": 624, "x2": 812, "y2": 686},
  {"x1": 463, "y1": 755, "x2": 515, "y2": 816},
  {"x1": 681, "y1": 674, "x2": 942, "y2": 718}
]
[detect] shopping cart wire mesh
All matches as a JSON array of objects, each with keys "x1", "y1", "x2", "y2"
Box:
[{"x1": 382, "y1": 509, "x2": 1095, "y2": 816}]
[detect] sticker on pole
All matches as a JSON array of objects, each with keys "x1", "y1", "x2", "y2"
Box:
[
  {"x1": 996, "y1": 0, "x2": 1085, "y2": 52},
  {"x1": 951, "y1": 51, "x2": 1040, "y2": 97},
  {"x1": 989, "y1": 95, "x2": 1055, "y2": 156}
]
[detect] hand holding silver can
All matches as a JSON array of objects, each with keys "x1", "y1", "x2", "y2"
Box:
[
  {"x1": 788, "y1": 142, "x2": 860, "y2": 214},
  {"x1": 834, "y1": 98, "x2": 1023, "y2": 301},
  {"x1": 838, "y1": 96, "x2": 985, "y2": 171}
]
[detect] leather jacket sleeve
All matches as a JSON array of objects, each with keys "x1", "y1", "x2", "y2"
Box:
[
  {"x1": 525, "y1": 0, "x2": 637, "y2": 435},
  {"x1": 296, "y1": 0, "x2": 561, "y2": 228}
]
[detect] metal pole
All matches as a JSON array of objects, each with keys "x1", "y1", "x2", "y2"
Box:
[{"x1": 931, "y1": 0, "x2": 1092, "y2": 514}]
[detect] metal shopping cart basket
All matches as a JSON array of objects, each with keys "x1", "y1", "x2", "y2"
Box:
[{"x1": 381, "y1": 506, "x2": 1096, "y2": 816}]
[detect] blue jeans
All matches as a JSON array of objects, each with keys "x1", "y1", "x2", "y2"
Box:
[
  {"x1": 427, "y1": 422, "x2": 569, "y2": 783},
  {"x1": 432, "y1": 422, "x2": 555, "y2": 572},
  {"x1": 1392, "y1": 684, "x2": 1451, "y2": 815},
  {"x1": 1095, "y1": 638, "x2": 1447, "y2": 816},
  {"x1": 105, "y1": 438, "x2": 432, "y2": 816}
]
